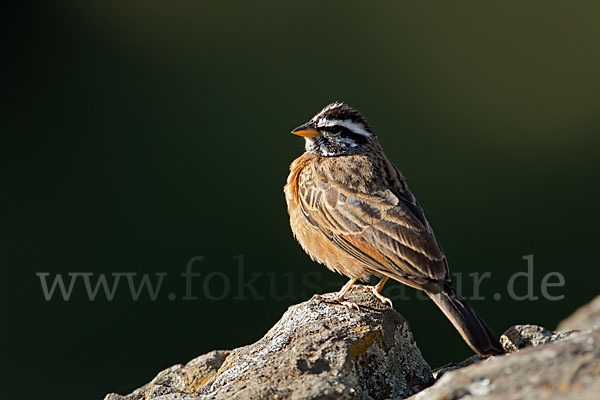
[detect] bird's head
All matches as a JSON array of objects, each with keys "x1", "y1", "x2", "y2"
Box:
[{"x1": 291, "y1": 102, "x2": 377, "y2": 156}]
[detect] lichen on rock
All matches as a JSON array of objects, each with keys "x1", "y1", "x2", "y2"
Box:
[
  {"x1": 105, "y1": 286, "x2": 433, "y2": 400},
  {"x1": 104, "y1": 292, "x2": 600, "y2": 400}
]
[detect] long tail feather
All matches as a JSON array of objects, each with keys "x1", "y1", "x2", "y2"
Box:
[{"x1": 427, "y1": 283, "x2": 504, "y2": 355}]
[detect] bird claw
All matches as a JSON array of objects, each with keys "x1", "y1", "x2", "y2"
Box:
[
  {"x1": 370, "y1": 288, "x2": 393, "y2": 307},
  {"x1": 310, "y1": 294, "x2": 360, "y2": 311},
  {"x1": 339, "y1": 300, "x2": 361, "y2": 310},
  {"x1": 310, "y1": 293, "x2": 329, "y2": 302}
]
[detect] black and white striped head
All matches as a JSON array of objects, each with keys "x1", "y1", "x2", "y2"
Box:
[{"x1": 291, "y1": 102, "x2": 376, "y2": 157}]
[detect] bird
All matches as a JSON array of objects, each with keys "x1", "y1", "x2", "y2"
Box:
[{"x1": 284, "y1": 101, "x2": 504, "y2": 356}]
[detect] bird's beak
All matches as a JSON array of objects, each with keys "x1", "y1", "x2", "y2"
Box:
[{"x1": 291, "y1": 123, "x2": 321, "y2": 138}]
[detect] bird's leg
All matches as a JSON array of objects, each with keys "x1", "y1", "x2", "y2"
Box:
[
  {"x1": 312, "y1": 278, "x2": 360, "y2": 310},
  {"x1": 370, "y1": 277, "x2": 393, "y2": 307},
  {"x1": 333, "y1": 278, "x2": 360, "y2": 309}
]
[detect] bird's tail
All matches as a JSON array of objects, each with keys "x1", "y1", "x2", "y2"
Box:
[{"x1": 427, "y1": 283, "x2": 504, "y2": 356}]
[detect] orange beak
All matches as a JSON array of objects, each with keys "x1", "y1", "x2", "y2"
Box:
[{"x1": 291, "y1": 123, "x2": 321, "y2": 138}]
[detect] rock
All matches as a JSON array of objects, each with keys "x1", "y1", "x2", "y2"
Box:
[
  {"x1": 557, "y1": 295, "x2": 600, "y2": 331},
  {"x1": 104, "y1": 350, "x2": 230, "y2": 400},
  {"x1": 104, "y1": 285, "x2": 433, "y2": 400},
  {"x1": 432, "y1": 324, "x2": 581, "y2": 380},
  {"x1": 410, "y1": 326, "x2": 600, "y2": 400},
  {"x1": 499, "y1": 324, "x2": 576, "y2": 353},
  {"x1": 431, "y1": 323, "x2": 583, "y2": 381},
  {"x1": 431, "y1": 354, "x2": 483, "y2": 380},
  {"x1": 105, "y1": 292, "x2": 600, "y2": 400}
]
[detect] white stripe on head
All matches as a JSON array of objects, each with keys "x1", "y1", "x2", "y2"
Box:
[
  {"x1": 312, "y1": 102, "x2": 344, "y2": 121},
  {"x1": 316, "y1": 118, "x2": 372, "y2": 137}
]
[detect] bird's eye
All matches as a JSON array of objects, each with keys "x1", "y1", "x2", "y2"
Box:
[{"x1": 331, "y1": 126, "x2": 352, "y2": 138}]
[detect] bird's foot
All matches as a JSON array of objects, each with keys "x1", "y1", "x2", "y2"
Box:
[
  {"x1": 311, "y1": 293, "x2": 360, "y2": 311},
  {"x1": 370, "y1": 286, "x2": 393, "y2": 307},
  {"x1": 337, "y1": 299, "x2": 361, "y2": 310}
]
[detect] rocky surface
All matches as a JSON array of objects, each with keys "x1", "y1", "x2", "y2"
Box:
[
  {"x1": 104, "y1": 285, "x2": 433, "y2": 400},
  {"x1": 499, "y1": 324, "x2": 575, "y2": 353},
  {"x1": 557, "y1": 295, "x2": 600, "y2": 331},
  {"x1": 105, "y1": 292, "x2": 600, "y2": 400},
  {"x1": 409, "y1": 326, "x2": 599, "y2": 400}
]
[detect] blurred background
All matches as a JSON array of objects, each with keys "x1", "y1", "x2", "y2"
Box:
[{"x1": 4, "y1": 1, "x2": 600, "y2": 398}]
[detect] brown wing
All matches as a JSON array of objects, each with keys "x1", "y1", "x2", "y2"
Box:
[{"x1": 298, "y1": 160, "x2": 449, "y2": 286}]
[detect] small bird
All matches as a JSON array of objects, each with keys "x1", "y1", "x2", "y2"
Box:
[{"x1": 284, "y1": 102, "x2": 503, "y2": 356}]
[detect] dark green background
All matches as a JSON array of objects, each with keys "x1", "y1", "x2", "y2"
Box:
[{"x1": 4, "y1": 1, "x2": 600, "y2": 399}]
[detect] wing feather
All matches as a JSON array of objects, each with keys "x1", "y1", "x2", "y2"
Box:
[{"x1": 298, "y1": 160, "x2": 448, "y2": 281}]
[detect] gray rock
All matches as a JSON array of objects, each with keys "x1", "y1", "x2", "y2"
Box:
[
  {"x1": 104, "y1": 350, "x2": 229, "y2": 400},
  {"x1": 410, "y1": 326, "x2": 600, "y2": 400},
  {"x1": 104, "y1": 285, "x2": 433, "y2": 400},
  {"x1": 430, "y1": 323, "x2": 580, "y2": 381},
  {"x1": 430, "y1": 324, "x2": 579, "y2": 380},
  {"x1": 431, "y1": 354, "x2": 483, "y2": 380},
  {"x1": 558, "y1": 295, "x2": 600, "y2": 331},
  {"x1": 499, "y1": 324, "x2": 576, "y2": 353}
]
